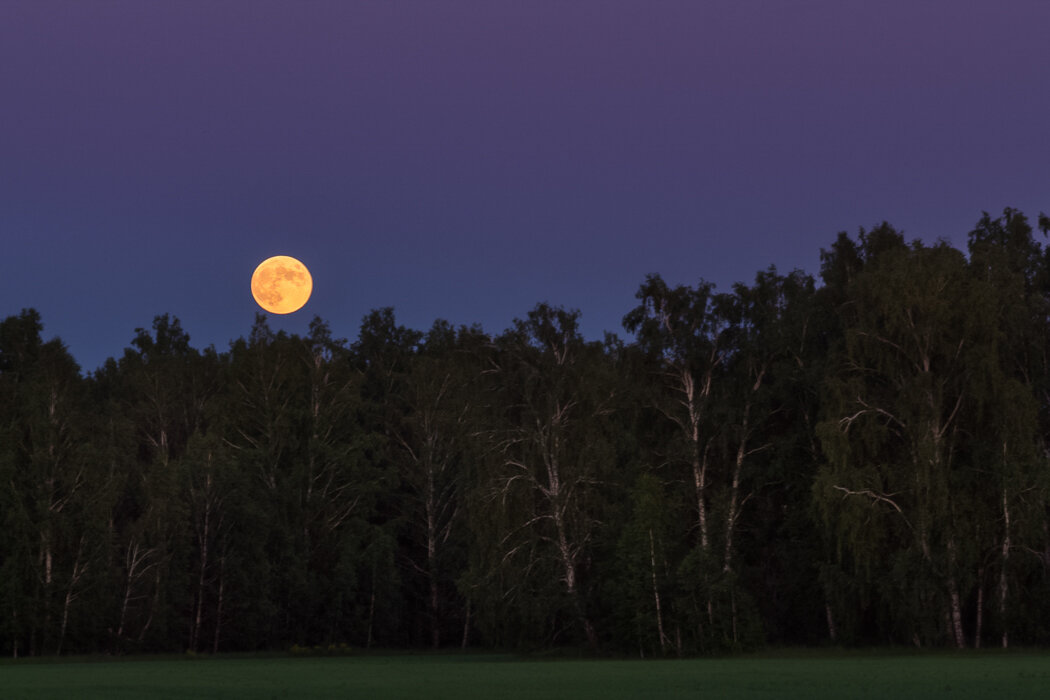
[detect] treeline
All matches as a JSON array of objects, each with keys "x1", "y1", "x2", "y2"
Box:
[{"x1": 3, "y1": 209, "x2": 1050, "y2": 657}]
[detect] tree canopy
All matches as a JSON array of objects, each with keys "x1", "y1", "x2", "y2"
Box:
[{"x1": 2, "y1": 208, "x2": 1050, "y2": 656}]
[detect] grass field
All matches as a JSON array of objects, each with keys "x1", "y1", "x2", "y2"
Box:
[{"x1": 3, "y1": 650, "x2": 1050, "y2": 699}]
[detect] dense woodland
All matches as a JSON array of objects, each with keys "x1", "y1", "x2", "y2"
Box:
[{"x1": 4, "y1": 209, "x2": 1050, "y2": 657}]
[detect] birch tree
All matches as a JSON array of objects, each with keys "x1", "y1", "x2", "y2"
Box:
[
  {"x1": 816, "y1": 230, "x2": 994, "y2": 647},
  {"x1": 0, "y1": 310, "x2": 110, "y2": 655},
  {"x1": 965, "y1": 209, "x2": 1050, "y2": 647},
  {"x1": 102, "y1": 315, "x2": 216, "y2": 649},
  {"x1": 624, "y1": 275, "x2": 742, "y2": 646},
  {"x1": 624, "y1": 275, "x2": 730, "y2": 557},
  {"x1": 480, "y1": 304, "x2": 615, "y2": 647},
  {"x1": 391, "y1": 321, "x2": 484, "y2": 647},
  {"x1": 223, "y1": 315, "x2": 382, "y2": 646}
]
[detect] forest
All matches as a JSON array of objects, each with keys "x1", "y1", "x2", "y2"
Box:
[{"x1": 3, "y1": 209, "x2": 1050, "y2": 657}]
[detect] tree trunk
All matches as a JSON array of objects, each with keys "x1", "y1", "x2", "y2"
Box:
[
  {"x1": 948, "y1": 577, "x2": 965, "y2": 649},
  {"x1": 730, "y1": 587, "x2": 739, "y2": 645},
  {"x1": 649, "y1": 529, "x2": 668, "y2": 653},
  {"x1": 212, "y1": 553, "x2": 225, "y2": 654},
  {"x1": 999, "y1": 488, "x2": 1011, "y2": 648},
  {"x1": 553, "y1": 506, "x2": 597, "y2": 647},
  {"x1": 461, "y1": 597, "x2": 471, "y2": 650},
  {"x1": 723, "y1": 406, "x2": 749, "y2": 573},
  {"x1": 138, "y1": 566, "x2": 163, "y2": 643},
  {"x1": 57, "y1": 588, "x2": 73, "y2": 656},
  {"x1": 56, "y1": 536, "x2": 87, "y2": 656},
  {"x1": 974, "y1": 575, "x2": 983, "y2": 649},
  {"x1": 426, "y1": 464, "x2": 440, "y2": 649},
  {"x1": 191, "y1": 491, "x2": 211, "y2": 652},
  {"x1": 687, "y1": 373, "x2": 709, "y2": 552},
  {"x1": 428, "y1": 575, "x2": 440, "y2": 649},
  {"x1": 42, "y1": 530, "x2": 53, "y2": 651},
  {"x1": 117, "y1": 545, "x2": 137, "y2": 638},
  {"x1": 559, "y1": 528, "x2": 597, "y2": 647},
  {"x1": 366, "y1": 573, "x2": 376, "y2": 649},
  {"x1": 117, "y1": 540, "x2": 154, "y2": 640},
  {"x1": 117, "y1": 573, "x2": 132, "y2": 639}
]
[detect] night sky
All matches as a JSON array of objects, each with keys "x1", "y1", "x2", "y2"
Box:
[{"x1": 2, "y1": 0, "x2": 1048, "y2": 374}]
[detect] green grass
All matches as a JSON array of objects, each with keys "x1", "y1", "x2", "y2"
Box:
[{"x1": 3, "y1": 650, "x2": 1050, "y2": 699}]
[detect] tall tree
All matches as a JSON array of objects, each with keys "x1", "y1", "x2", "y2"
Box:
[
  {"x1": 624, "y1": 275, "x2": 729, "y2": 559},
  {"x1": 965, "y1": 209, "x2": 1050, "y2": 647},
  {"x1": 624, "y1": 275, "x2": 749, "y2": 648},
  {"x1": 816, "y1": 231, "x2": 997, "y2": 647},
  {"x1": 101, "y1": 315, "x2": 217, "y2": 650},
  {"x1": 476, "y1": 304, "x2": 615, "y2": 648},
  {"x1": 0, "y1": 310, "x2": 111, "y2": 655},
  {"x1": 223, "y1": 315, "x2": 385, "y2": 647},
  {"x1": 717, "y1": 268, "x2": 819, "y2": 645},
  {"x1": 391, "y1": 321, "x2": 486, "y2": 647}
]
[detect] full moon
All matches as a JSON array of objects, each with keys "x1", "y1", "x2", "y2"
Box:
[{"x1": 250, "y1": 255, "x2": 313, "y2": 314}]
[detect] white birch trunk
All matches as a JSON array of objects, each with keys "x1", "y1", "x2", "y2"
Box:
[
  {"x1": 426, "y1": 458, "x2": 440, "y2": 648},
  {"x1": 999, "y1": 487, "x2": 1011, "y2": 648},
  {"x1": 685, "y1": 371, "x2": 709, "y2": 551},
  {"x1": 191, "y1": 475, "x2": 212, "y2": 652},
  {"x1": 212, "y1": 552, "x2": 225, "y2": 654},
  {"x1": 974, "y1": 577, "x2": 983, "y2": 649},
  {"x1": 948, "y1": 577, "x2": 965, "y2": 649},
  {"x1": 723, "y1": 406, "x2": 749, "y2": 573},
  {"x1": 57, "y1": 536, "x2": 87, "y2": 655},
  {"x1": 461, "y1": 597, "x2": 471, "y2": 650},
  {"x1": 649, "y1": 529, "x2": 668, "y2": 653}
]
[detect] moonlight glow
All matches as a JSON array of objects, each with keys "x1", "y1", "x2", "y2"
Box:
[{"x1": 250, "y1": 255, "x2": 313, "y2": 314}]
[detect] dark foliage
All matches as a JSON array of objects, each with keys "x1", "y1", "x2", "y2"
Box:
[{"x1": 2, "y1": 208, "x2": 1050, "y2": 656}]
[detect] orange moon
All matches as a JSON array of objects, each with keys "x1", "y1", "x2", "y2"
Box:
[{"x1": 250, "y1": 255, "x2": 313, "y2": 314}]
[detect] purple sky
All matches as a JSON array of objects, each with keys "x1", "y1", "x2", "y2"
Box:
[{"x1": 2, "y1": 0, "x2": 1048, "y2": 373}]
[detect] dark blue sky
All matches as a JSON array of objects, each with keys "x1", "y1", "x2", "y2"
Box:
[{"x1": 2, "y1": 0, "x2": 1048, "y2": 373}]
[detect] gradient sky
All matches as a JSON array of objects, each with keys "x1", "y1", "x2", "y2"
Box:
[{"x1": 2, "y1": 0, "x2": 1048, "y2": 374}]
